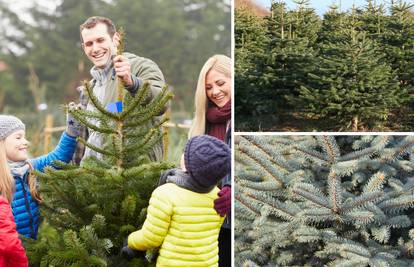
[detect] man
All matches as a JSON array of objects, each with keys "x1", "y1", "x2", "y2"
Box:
[{"x1": 74, "y1": 16, "x2": 167, "y2": 163}]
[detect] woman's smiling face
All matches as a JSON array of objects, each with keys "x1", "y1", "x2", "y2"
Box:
[{"x1": 205, "y1": 69, "x2": 231, "y2": 108}]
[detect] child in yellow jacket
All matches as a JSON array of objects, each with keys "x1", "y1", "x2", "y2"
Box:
[{"x1": 124, "y1": 135, "x2": 230, "y2": 267}]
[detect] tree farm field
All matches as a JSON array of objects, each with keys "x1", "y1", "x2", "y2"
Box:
[{"x1": 235, "y1": 1, "x2": 414, "y2": 132}]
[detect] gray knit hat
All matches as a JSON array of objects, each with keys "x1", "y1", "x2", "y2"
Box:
[{"x1": 0, "y1": 115, "x2": 25, "y2": 140}]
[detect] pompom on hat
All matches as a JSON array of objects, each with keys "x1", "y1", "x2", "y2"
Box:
[{"x1": 0, "y1": 115, "x2": 25, "y2": 141}]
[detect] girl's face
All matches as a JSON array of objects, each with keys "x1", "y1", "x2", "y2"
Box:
[
  {"x1": 205, "y1": 69, "x2": 231, "y2": 108},
  {"x1": 5, "y1": 130, "x2": 29, "y2": 162}
]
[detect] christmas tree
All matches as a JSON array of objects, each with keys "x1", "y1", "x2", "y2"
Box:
[
  {"x1": 235, "y1": 6, "x2": 268, "y2": 117},
  {"x1": 25, "y1": 30, "x2": 173, "y2": 267},
  {"x1": 293, "y1": 26, "x2": 406, "y2": 131},
  {"x1": 235, "y1": 135, "x2": 414, "y2": 266},
  {"x1": 262, "y1": 0, "x2": 319, "y2": 112},
  {"x1": 382, "y1": 1, "x2": 414, "y2": 88}
]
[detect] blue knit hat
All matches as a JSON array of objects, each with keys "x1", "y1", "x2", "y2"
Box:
[
  {"x1": 0, "y1": 115, "x2": 25, "y2": 140},
  {"x1": 184, "y1": 135, "x2": 230, "y2": 190}
]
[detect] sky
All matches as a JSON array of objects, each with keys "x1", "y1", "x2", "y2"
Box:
[{"x1": 254, "y1": 0, "x2": 414, "y2": 16}]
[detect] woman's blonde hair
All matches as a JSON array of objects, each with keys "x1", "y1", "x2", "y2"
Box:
[
  {"x1": 0, "y1": 141, "x2": 15, "y2": 203},
  {"x1": 188, "y1": 54, "x2": 231, "y2": 138}
]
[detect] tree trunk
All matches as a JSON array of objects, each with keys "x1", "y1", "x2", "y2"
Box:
[{"x1": 352, "y1": 116, "x2": 359, "y2": 131}]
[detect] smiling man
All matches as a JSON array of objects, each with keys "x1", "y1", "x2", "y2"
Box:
[{"x1": 75, "y1": 16, "x2": 168, "y2": 163}]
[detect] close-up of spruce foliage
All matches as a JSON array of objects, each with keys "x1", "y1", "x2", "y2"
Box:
[
  {"x1": 23, "y1": 32, "x2": 173, "y2": 267},
  {"x1": 235, "y1": 135, "x2": 414, "y2": 266},
  {"x1": 235, "y1": 0, "x2": 414, "y2": 131}
]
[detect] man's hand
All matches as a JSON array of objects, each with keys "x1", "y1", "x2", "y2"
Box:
[
  {"x1": 214, "y1": 186, "x2": 231, "y2": 217},
  {"x1": 113, "y1": 55, "x2": 133, "y2": 87}
]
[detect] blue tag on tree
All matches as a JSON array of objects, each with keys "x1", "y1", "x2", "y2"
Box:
[{"x1": 106, "y1": 101, "x2": 123, "y2": 113}]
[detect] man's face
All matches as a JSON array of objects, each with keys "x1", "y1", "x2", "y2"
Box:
[{"x1": 81, "y1": 23, "x2": 116, "y2": 68}]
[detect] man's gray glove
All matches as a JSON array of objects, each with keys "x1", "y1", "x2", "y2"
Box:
[{"x1": 66, "y1": 102, "x2": 83, "y2": 137}]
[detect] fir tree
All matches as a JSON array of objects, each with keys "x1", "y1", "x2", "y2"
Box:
[
  {"x1": 358, "y1": 0, "x2": 387, "y2": 39},
  {"x1": 289, "y1": 0, "x2": 321, "y2": 45},
  {"x1": 382, "y1": 1, "x2": 414, "y2": 87},
  {"x1": 235, "y1": 135, "x2": 414, "y2": 266},
  {"x1": 317, "y1": 3, "x2": 348, "y2": 45},
  {"x1": 293, "y1": 28, "x2": 406, "y2": 131},
  {"x1": 260, "y1": 0, "x2": 319, "y2": 112},
  {"x1": 25, "y1": 30, "x2": 173, "y2": 267},
  {"x1": 235, "y1": 6, "x2": 268, "y2": 117}
]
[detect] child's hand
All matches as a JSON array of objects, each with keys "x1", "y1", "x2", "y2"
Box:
[
  {"x1": 214, "y1": 185, "x2": 231, "y2": 217},
  {"x1": 66, "y1": 102, "x2": 83, "y2": 137}
]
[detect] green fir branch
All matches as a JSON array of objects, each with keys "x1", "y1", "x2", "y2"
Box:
[
  {"x1": 379, "y1": 195, "x2": 414, "y2": 214},
  {"x1": 241, "y1": 135, "x2": 294, "y2": 173},
  {"x1": 317, "y1": 136, "x2": 340, "y2": 164},
  {"x1": 340, "y1": 191, "x2": 383, "y2": 213},
  {"x1": 120, "y1": 82, "x2": 151, "y2": 119},
  {"x1": 328, "y1": 170, "x2": 342, "y2": 213},
  {"x1": 69, "y1": 110, "x2": 117, "y2": 135},
  {"x1": 292, "y1": 182, "x2": 331, "y2": 209},
  {"x1": 83, "y1": 80, "x2": 120, "y2": 120},
  {"x1": 125, "y1": 116, "x2": 168, "y2": 139},
  {"x1": 77, "y1": 138, "x2": 115, "y2": 157},
  {"x1": 363, "y1": 171, "x2": 387, "y2": 193},
  {"x1": 236, "y1": 144, "x2": 286, "y2": 186}
]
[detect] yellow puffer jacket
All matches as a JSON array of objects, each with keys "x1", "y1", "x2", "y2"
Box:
[{"x1": 128, "y1": 183, "x2": 225, "y2": 267}]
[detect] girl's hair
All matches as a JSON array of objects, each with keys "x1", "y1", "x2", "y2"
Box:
[
  {"x1": 0, "y1": 141, "x2": 42, "y2": 203},
  {"x1": 0, "y1": 141, "x2": 15, "y2": 203},
  {"x1": 188, "y1": 54, "x2": 231, "y2": 138},
  {"x1": 28, "y1": 163, "x2": 42, "y2": 203}
]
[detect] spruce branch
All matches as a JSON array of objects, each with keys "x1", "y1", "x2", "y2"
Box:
[
  {"x1": 292, "y1": 182, "x2": 331, "y2": 209},
  {"x1": 328, "y1": 170, "x2": 342, "y2": 213},
  {"x1": 235, "y1": 193, "x2": 262, "y2": 217},
  {"x1": 317, "y1": 136, "x2": 340, "y2": 164},
  {"x1": 67, "y1": 106, "x2": 117, "y2": 134},
  {"x1": 363, "y1": 171, "x2": 387, "y2": 193},
  {"x1": 379, "y1": 195, "x2": 414, "y2": 214},
  {"x1": 340, "y1": 191, "x2": 383, "y2": 213},
  {"x1": 236, "y1": 144, "x2": 286, "y2": 187},
  {"x1": 241, "y1": 135, "x2": 293, "y2": 173},
  {"x1": 77, "y1": 138, "x2": 115, "y2": 157},
  {"x1": 83, "y1": 80, "x2": 119, "y2": 120},
  {"x1": 125, "y1": 116, "x2": 168, "y2": 139}
]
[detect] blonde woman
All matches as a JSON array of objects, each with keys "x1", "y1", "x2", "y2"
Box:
[
  {"x1": 0, "y1": 139, "x2": 28, "y2": 267},
  {"x1": 189, "y1": 54, "x2": 231, "y2": 267}
]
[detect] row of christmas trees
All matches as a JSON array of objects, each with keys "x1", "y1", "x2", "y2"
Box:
[{"x1": 235, "y1": 0, "x2": 414, "y2": 131}]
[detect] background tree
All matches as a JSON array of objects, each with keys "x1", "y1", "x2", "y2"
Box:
[
  {"x1": 0, "y1": 0, "x2": 230, "y2": 122},
  {"x1": 234, "y1": 6, "x2": 267, "y2": 117},
  {"x1": 293, "y1": 29, "x2": 405, "y2": 131}
]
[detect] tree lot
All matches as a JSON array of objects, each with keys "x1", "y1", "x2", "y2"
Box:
[{"x1": 236, "y1": 0, "x2": 414, "y2": 131}]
